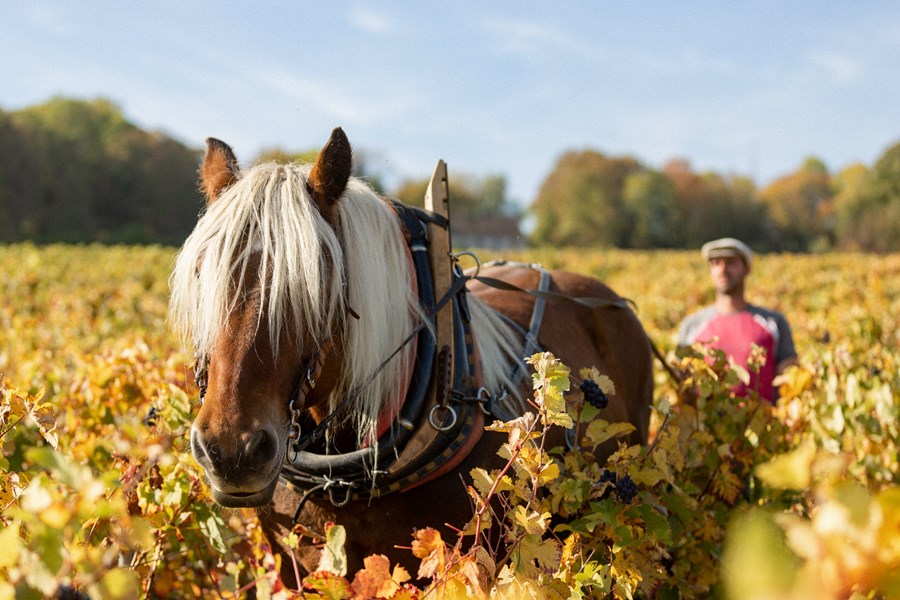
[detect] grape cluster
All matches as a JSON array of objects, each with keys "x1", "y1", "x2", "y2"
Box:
[
  {"x1": 597, "y1": 469, "x2": 638, "y2": 504},
  {"x1": 580, "y1": 378, "x2": 609, "y2": 409},
  {"x1": 598, "y1": 469, "x2": 617, "y2": 485},
  {"x1": 57, "y1": 586, "x2": 90, "y2": 600},
  {"x1": 143, "y1": 405, "x2": 159, "y2": 428},
  {"x1": 615, "y1": 474, "x2": 638, "y2": 504}
]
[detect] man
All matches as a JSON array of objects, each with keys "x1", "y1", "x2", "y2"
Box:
[{"x1": 676, "y1": 237, "x2": 797, "y2": 403}]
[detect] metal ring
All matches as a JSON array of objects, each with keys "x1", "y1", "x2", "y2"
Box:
[
  {"x1": 428, "y1": 404, "x2": 458, "y2": 431},
  {"x1": 328, "y1": 485, "x2": 354, "y2": 507},
  {"x1": 453, "y1": 250, "x2": 482, "y2": 278}
]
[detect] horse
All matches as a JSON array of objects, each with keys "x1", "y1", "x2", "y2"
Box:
[{"x1": 169, "y1": 127, "x2": 653, "y2": 586}]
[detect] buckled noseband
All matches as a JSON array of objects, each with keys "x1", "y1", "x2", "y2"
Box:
[
  {"x1": 193, "y1": 335, "x2": 338, "y2": 462},
  {"x1": 194, "y1": 361, "x2": 208, "y2": 405},
  {"x1": 286, "y1": 337, "x2": 335, "y2": 462}
]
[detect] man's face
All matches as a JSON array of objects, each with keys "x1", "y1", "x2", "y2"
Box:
[{"x1": 708, "y1": 255, "x2": 749, "y2": 294}]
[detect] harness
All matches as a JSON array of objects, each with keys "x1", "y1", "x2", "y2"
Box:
[
  {"x1": 279, "y1": 202, "x2": 496, "y2": 509},
  {"x1": 190, "y1": 200, "x2": 638, "y2": 514},
  {"x1": 275, "y1": 198, "x2": 643, "y2": 513}
]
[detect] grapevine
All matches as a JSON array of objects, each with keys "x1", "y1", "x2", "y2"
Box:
[{"x1": 0, "y1": 244, "x2": 898, "y2": 598}]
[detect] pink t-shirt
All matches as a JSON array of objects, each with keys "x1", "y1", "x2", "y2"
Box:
[{"x1": 676, "y1": 305, "x2": 796, "y2": 402}]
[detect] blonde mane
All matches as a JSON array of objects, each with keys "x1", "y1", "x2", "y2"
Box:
[{"x1": 170, "y1": 161, "x2": 524, "y2": 448}]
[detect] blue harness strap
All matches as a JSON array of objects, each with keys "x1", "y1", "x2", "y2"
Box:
[{"x1": 475, "y1": 261, "x2": 550, "y2": 422}]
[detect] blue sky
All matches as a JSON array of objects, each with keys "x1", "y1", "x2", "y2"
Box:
[{"x1": 2, "y1": 2, "x2": 899, "y2": 207}]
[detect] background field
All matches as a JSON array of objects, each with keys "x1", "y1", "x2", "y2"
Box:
[{"x1": 1, "y1": 244, "x2": 898, "y2": 598}]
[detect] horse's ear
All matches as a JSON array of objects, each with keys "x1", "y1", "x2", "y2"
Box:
[
  {"x1": 308, "y1": 127, "x2": 352, "y2": 220},
  {"x1": 201, "y1": 138, "x2": 240, "y2": 204}
]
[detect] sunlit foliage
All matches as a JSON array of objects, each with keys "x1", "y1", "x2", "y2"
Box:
[{"x1": 1, "y1": 245, "x2": 898, "y2": 598}]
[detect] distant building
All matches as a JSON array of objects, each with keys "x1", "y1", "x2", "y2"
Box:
[{"x1": 451, "y1": 214, "x2": 526, "y2": 250}]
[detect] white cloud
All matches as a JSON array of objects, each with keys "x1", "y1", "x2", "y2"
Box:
[
  {"x1": 625, "y1": 46, "x2": 737, "y2": 78},
  {"x1": 349, "y1": 7, "x2": 394, "y2": 35},
  {"x1": 21, "y1": 4, "x2": 72, "y2": 36},
  {"x1": 248, "y1": 66, "x2": 419, "y2": 127},
  {"x1": 476, "y1": 16, "x2": 602, "y2": 60},
  {"x1": 808, "y1": 50, "x2": 863, "y2": 83}
]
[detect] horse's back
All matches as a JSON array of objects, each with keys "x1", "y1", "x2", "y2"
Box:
[{"x1": 468, "y1": 264, "x2": 653, "y2": 444}]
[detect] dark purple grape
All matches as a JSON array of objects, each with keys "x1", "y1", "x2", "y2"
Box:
[
  {"x1": 614, "y1": 474, "x2": 638, "y2": 504},
  {"x1": 599, "y1": 469, "x2": 617, "y2": 484},
  {"x1": 580, "y1": 378, "x2": 609, "y2": 409}
]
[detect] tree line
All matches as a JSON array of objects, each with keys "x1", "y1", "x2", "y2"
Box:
[
  {"x1": 530, "y1": 144, "x2": 900, "y2": 252},
  {"x1": 0, "y1": 97, "x2": 203, "y2": 245},
  {"x1": 1, "y1": 97, "x2": 898, "y2": 251}
]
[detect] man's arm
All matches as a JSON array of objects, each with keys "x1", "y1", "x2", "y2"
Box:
[
  {"x1": 775, "y1": 355, "x2": 798, "y2": 375},
  {"x1": 774, "y1": 312, "x2": 797, "y2": 375}
]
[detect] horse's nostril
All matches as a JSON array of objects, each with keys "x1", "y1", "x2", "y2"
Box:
[{"x1": 247, "y1": 429, "x2": 276, "y2": 463}]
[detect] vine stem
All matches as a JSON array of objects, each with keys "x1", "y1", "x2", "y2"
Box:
[
  {"x1": 468, "y1": 415, "x2": 542, "y2": 553},
  {"x1": 143, "y1": 534, "x2": 165, "y2": 598},
  {"x1": 290, "y1": 549, "x2": 302, "y2": 593}
]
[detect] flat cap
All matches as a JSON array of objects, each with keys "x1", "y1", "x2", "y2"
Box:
[{"x1": 701, "y1": 237, "x2": 753, "y2": 267}]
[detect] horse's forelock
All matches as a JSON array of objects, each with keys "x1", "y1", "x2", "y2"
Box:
[{"x1": 170, "y1": 162, "x2": 345, "y2": 363}]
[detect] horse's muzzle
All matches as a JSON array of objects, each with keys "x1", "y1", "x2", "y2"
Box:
[
  {"x1": 209, "y1": 476, "x2": 280, "y2": 508},
  {"x1": 190, "y1": 424, "x2": 283, "y2": 507}
]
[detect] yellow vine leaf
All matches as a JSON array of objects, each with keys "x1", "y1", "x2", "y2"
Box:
[
  {"x1": 755, "y1": 441, "x2": 816, "y2": 490},
  {"x1": 527, "y1": 352, "x2": 572, "y2": 428},
  {"x1": 412, "y1": 527, "x2": 446, "y2": 579},
  {"x1": 712, "y1": 467, "x2": 743, "y2": 505},
  {"x1": 584, "y1": 420, "x2": 636, "y2": 449},
  {"x1": 0, "y1": 522, "x2": 21, "y2": 569},
  {"x1": 317, "y1": 522, "x2": 348, "y2": 577},
  {"x1": 513, "y1": 506, "x2": 552, "y2": 536},
  {"x1": 350, "y1": 554, "x2": 410, "y2": 599}
]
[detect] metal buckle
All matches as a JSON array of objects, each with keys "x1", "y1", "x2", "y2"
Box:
[
  {"x1": 287, "y1": 396, "x2": 304, "y2": 462},
  {"x1": 306, "y1": 365, "x2": 316, "y2": 389},
  {"x1": 476, "y1": 387, "x2": 493, "y2": 415}
]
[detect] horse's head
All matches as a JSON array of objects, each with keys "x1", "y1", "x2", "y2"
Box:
[{"x1": 170, "y1": 129, "x2": 352, "y2": 507}]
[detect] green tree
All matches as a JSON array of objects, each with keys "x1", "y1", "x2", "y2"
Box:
[
  {"x1": 832, "y1": 163, "x2": 869, "y2": 250},
  {"x1": 393, "y1": 173, "x2": 513, "y2": 219},
  {"x1": 622, "y1": 169, "x2": 680, "y2": 248},
  {"x1": 759, "y1": 157, "x2": 832, "y2": 251},
  {"x1": 661, "y1": 160, "x2": 768, "y2": 250},
  {"x1": 703, "y1": 172, "x2": 768, "y2": 247},
  {"x1": 836, "y1": 141, "x2": 900, "y2": 251},
  {"x1": 530, "y1": 150, "x2": 641, "y2": 247},
  {"x1": 2, "y1": 97, "x2": 202, "y2": 244},
  {"x1": 0, "y1": 109, "x2": 35, "y2": 240},
  {"x1": 664, "y1": 159, "x2": 712, "y2": 247},
  {"x1": 255, "y1": 147, "x2": 320, "y2": 165}
]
